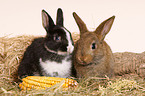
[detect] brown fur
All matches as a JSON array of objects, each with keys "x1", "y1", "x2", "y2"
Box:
[{"x1": 72, "y1": 12, "x2": 115, "y2": 78}]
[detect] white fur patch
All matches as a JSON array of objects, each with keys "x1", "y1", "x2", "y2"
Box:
[
  {"x1": 62, "y1": 27, "x2": 74, "y2": 54},
  {"x1": 39, "y1": 57, "x2": 72, "y2": 78}
]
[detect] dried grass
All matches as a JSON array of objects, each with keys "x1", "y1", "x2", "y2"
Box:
[
  {"x1": 114, "y1": 52, "x2": 145, "y2": 78},
  {"x1": 0, "y1": 35, "x2": 36, "y2": 82},
  {"x1": 0, "y1": 33, "x2": 145, "y2": 95}
]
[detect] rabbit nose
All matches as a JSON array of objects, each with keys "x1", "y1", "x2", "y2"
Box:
[
  {"x1": 83, "y1": 55, "x2": 93, "y2": 64},
  {"x1": 78, "y1": 55, "x2": 93, "y2": 64}
]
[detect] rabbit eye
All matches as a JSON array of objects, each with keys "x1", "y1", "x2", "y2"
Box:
[
  {"x1": 54, "y1": 36, "x2": 61, "y2": 41},
  {"x1": 91, "y1": 43, "x2": 96, "y2": 49}
]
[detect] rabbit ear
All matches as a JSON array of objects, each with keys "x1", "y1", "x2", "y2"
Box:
[
  {"x1": 56, "y1": 8, "x2": 63, "y2": 26},
  {"x1": 95, "y1": 16, "x2": 115, "y2": 42},
  {"x1": 42, "y1": 9, "x2": 55, "y2": 32},
  {"x1": 73, "y1": 12, "x2": 88, "y2": 36}
]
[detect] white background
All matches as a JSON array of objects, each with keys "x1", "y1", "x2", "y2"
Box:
[{"x1": 0, "y1": 0, "x2": 145, "y2": 53}]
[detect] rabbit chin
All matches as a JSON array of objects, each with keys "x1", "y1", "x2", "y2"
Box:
[
  {"x1": 57, "y1": 51, "x2": 69, "y2": 55},
  {"x1": 44, "y1": 44, "x2": 73, "y2": 55},
  {"x1": 54, "y1": 49, "x2": 73, "y2": 55},
  {"x1": 58, "y1": 45, "x2": 74, "y2": 55}
]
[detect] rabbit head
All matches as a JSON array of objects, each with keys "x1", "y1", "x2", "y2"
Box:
[
  {"x1": 42, "y1": 8, "x2": 74, "y2": 55},
  {"x1": 73, "y1": 12, "x2": 115, "y2": 77}
]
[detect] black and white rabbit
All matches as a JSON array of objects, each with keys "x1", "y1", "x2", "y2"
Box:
[{"x1": 18, "y1": 8, "x2": 76, "y2": 79}]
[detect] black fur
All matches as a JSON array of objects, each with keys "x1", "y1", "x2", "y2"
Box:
[{"x1": 18, "y1": 8, "x2": 76, "y2": 79}]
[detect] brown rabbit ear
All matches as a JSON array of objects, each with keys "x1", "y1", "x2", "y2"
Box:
[
  {"x1": 95, "y1": 16, "x2": 115, "y2": 42},
  {"x1": 73, "y1": 12, "x2": 88, "y2": 36}
]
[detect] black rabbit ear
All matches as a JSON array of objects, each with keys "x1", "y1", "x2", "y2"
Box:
[
  {"x1": 56, "y1": 8, "x2": 63, "y2": 26},
  {"x1": 42, "y1": 9, "x2": 55, "y2": 32}
]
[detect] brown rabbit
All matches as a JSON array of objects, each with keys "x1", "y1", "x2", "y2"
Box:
[{"x1": 73, "y1": 12, "x2": 115, "y2": 78}]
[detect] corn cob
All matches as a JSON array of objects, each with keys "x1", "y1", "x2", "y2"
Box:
[{"x1": 19, "y1": 76, "x2": 78, "y2": 90}]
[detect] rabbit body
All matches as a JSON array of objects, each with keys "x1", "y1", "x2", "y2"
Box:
[
  {"x1": 18, "y1": 9, "x2": 75, "y2": 79},
  {"x1": 73, "y1": 12, "x2": 115, "y2": 78}
]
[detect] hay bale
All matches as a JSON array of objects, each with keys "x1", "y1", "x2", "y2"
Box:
[
  {"x1": 0, "y1": 35, "x2": 35, "y2": 81},
  {"x1": 0, "y1": 33, "x2": 145, "y2": 81},
  {"x1": 114, "y1": 52, "x2": 145, "y2": 77}
]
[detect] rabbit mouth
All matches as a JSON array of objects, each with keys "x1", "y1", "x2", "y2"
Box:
[{"x1": 78, "y1": 61, "x2": 93, "y2": 66}]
